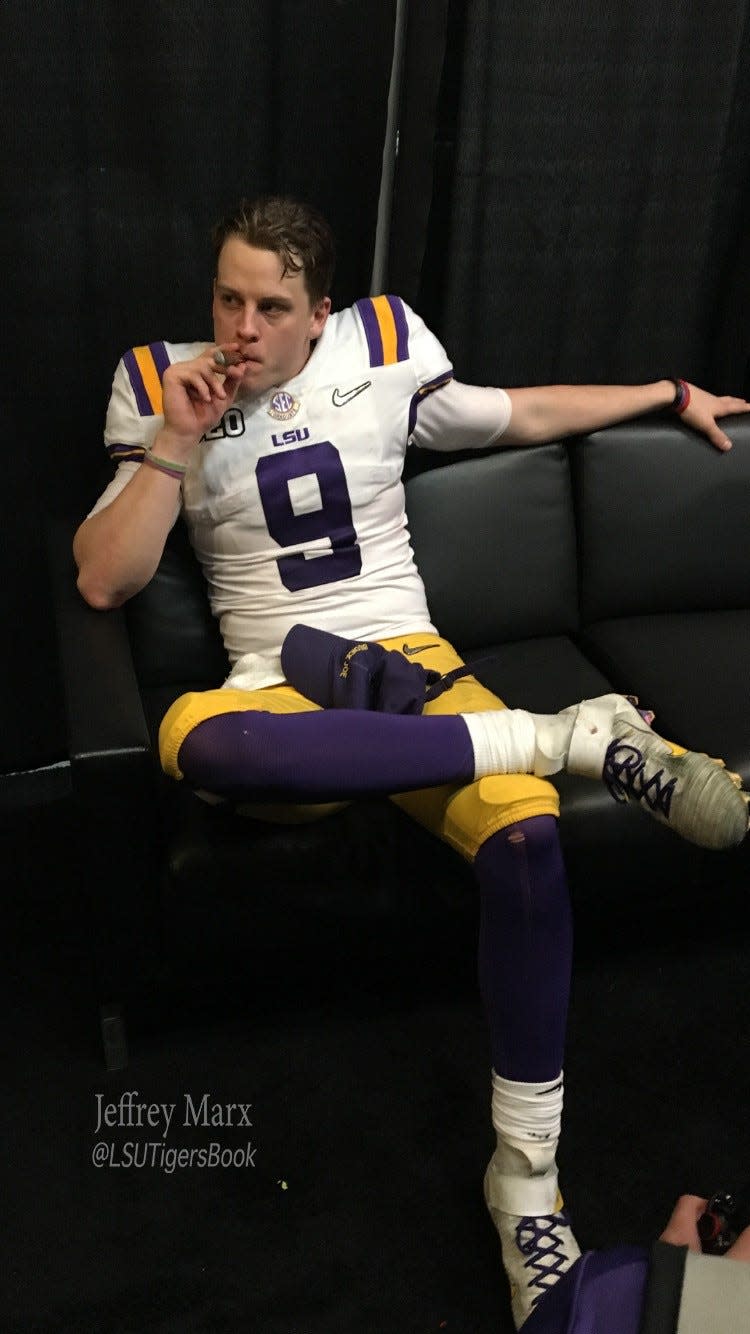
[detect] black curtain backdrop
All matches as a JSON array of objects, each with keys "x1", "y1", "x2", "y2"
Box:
[
  {"x1": 384, "y1": 0, "x2": 450, "y2": 305},
  {"x1": 1, "y1": 0, "x2": 396, "y2": 771},
  {"x1": 419, "y1": 0, "x2": 750, "y2": 391},
  {"x1": 6, "y1": 0, "x2": 750, "y2": 773}
]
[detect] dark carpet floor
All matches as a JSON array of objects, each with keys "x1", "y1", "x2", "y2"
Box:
[{"x1": 5, "y1": 797, "x2": 750, "y2": 1334}]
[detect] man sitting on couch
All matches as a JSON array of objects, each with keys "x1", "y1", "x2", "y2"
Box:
[{"x1": 73, "y1": 194, "x2": 750, "y2": 1328}]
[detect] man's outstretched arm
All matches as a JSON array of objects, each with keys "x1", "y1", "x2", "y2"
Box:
[{"x1": 504, "y1": 379, "x2": 750, "y2": 451}]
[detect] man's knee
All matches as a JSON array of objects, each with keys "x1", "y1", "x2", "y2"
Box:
[
  {"x1": 475, "y1": 814, "x2": 571, "y2": 923},
  {"x1": 443, "y1": 774, "x2": 561, "y2": 862},
  {"x1": 159, "y1": 684, "x2": 315, "y2": 780},
  {"x1": 159, "y1": 688, "x2": 258, "y2": 779},
  {"x1": 486, "y1": 812, "x2": 560, "y2": 854}
]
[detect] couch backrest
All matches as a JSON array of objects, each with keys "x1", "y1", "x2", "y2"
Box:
[
  {"x1": 572, "y1": 416, "x2": 750, "y2": 624},
  {"x1": 404, "y1": 444, "x2": 579, "y2": 649},
  {"x1": 127, "y1": 442, "x2": 581, "y2": 688},
  {"x1": 119, "y1": 416, "x2": 750, "y2": 695}
]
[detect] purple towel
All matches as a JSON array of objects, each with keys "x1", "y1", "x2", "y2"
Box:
[{"x1": 280, "y1": 624, "x2": 440, "y2": 715}]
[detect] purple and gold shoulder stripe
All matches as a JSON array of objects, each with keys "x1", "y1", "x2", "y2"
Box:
[
  {"x1": 122, "y1": 342, "x2": 171, "y2": 416},
  {"x1": 408, "y1": 371, "x2": 454, "y2": 436},
  {"x1": 355, "y1": 296, "x2": 409, "y2": 367},
  {"x1": 106, "y1": 441, "x2": 147, "y2": 463}
]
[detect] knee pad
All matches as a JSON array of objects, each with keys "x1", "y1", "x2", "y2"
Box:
[{"x1": 438, "y1": 779, "x2": 561, "y2": 861}]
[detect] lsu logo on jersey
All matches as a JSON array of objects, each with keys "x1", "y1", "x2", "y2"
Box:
[{"x1": 271, "y1": 427, "x2": 311, "y2": 447}]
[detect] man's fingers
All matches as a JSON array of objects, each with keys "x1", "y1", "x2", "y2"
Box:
[
  {"x1": 163, "y1": 350, "x2": 244, "y2": 423},
  {"x1": 660, "y1": 1194, "x2": 708, "y2": 1250},
  {"x1": 689, "y1": 412, "x2": 734, "y2": 451},
  {"x1": 717, "y1": 396, "x2": 750, "y2": 415},
  {"x1": 182, "y1": 367, "x2": 228, "y2": 404},
  {"x1": 706, "y1": 421, "x2": 733, "y2": 451}
]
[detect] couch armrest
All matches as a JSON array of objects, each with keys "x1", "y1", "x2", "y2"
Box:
[
  {"x1": 46, "y1": 518, "x2": 155, "y2": 801},
  {"x1": 47, "y1": 518, "x2": 162, "y2": 1025}
]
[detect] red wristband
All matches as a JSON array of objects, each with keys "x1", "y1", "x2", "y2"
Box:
[{"x1": 670, "y1": 378, "x2": 691, "y2": 414}]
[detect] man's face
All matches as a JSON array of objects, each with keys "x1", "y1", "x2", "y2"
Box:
[{"x1": 212, "y1": 238, "x2": 330, "y2": 395}]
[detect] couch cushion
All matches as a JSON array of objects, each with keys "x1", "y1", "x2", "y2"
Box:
[
  {"x1": 462, "y1": 635, "x2": 613, "y2": 713},
  {"x1": 128, "y1": 444, "x2": 580, "y2": 689},
  {"x1": 406, "y1": 445, "x2": 579, "y2": 649},
  {"x1": 580, "y1": 610, "x2": 750, "y2": 782},
  {"x1": 573, "y1": 416, "x2": 750, "y2": 623}
]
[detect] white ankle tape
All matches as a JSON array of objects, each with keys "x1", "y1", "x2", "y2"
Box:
[
  {"x1": 529, "y1": 704, "x2": 577, "y2": 776},
  {"x1": 491, "y1": 1070, "x2": 564, "y2": 1142},
  {"x1": 566, "y1": 694, "x2": 622, "y2": 776},
  {"x1": 462, "y1": 710, "x2": 536, "y2": 779},
  {"x1": 485, "y1": 1147, "x2": 560, "y2": 1216}
]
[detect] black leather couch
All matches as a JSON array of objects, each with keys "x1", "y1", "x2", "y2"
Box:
[{"x1": 52, "y1": 415, "x2": 750, "y2": 1066}]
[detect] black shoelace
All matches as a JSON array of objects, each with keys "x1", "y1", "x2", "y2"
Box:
[{"x1": 602, "y1": 739, "x2": 677, "y2": 819}]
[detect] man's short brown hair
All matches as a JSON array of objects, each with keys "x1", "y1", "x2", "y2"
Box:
[{"x1": 212, "y1": 196, "x2": 336, "y2": 305}]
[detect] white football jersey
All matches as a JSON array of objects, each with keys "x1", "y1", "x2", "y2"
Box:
[{"x1": 98, "y1": 297, "x2": 510, "y2": 689}]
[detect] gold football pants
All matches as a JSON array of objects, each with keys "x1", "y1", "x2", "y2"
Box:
[{"x1": 159, "y1": 633, "x2": 560, "y2": 861}]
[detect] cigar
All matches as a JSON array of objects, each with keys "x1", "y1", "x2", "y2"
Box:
[{"x1": 213, "y1": 349, "x2": 247, "y2": 369}]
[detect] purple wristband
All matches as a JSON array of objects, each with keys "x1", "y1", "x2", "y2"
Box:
[{"x1": 143, "y1": 451, "x2": 186, "y2": 481}]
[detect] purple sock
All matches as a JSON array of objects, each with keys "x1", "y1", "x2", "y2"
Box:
[
  {"x1": 475, "y1": 816, "x2": 572, "y2": 1083},
  {"x1": 177, "y1": 707, "x2": 476, "y2": 800}
]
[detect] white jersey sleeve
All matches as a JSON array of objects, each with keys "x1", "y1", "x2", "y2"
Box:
[
  {"x1": 351, "y1": 295, "x2": 453, "y2": 438},
  {"x1": 88, "y1": 340, "x2": 207, "y2": 517},
  {"x1": 409, "y1": 378, "x2": 512, "y2": 452}
]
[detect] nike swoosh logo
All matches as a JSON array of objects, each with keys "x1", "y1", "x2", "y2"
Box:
[
  {"x1": 402, "y1": 642, "x2": 441, "y2": 656},
  {"x1": 332, "y1": 381, "x2": 371, "y2": 407}
]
